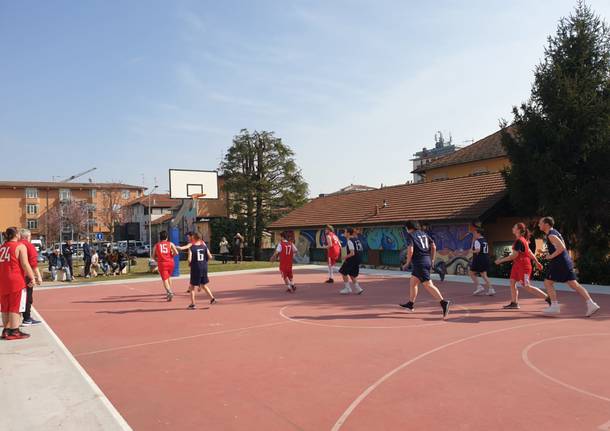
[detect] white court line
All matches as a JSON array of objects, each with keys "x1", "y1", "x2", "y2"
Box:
[
  {"x1": 33, "y1": 306, "x2": 132, "y2": 431},
  {"x1": 76, "y1": 321, "x2": 289, "y2": 357},
  {"x1": 598, "y1": 419, "x2": 610, "y2": 430},
  {"x1": 522, "y1": 333, "x2": 610, "y2": 403},
  {"x1": 331, "y1": 319, "x2": 561, "y2": 431},
  {"x1": 279, "y1": 302, "x2": 471, "y2": 330}
]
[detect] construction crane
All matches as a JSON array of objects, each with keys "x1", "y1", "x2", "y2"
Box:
[{"x1": 61, "y1": 167, "x2": 97, "y2": 182}]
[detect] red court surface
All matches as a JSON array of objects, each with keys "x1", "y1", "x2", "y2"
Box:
[{"x1": 35, "y1": 269, "x2": 610, "y2": 431}]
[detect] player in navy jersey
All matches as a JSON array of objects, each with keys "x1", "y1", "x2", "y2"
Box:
[
  {"x1": 421, "y1": 222, "x2": 447, "y2": 282},
  {"x1": 469, "y1": 228, "x2": 495, "y2": 296},
  {"x1": 178, "y1": 232, "x2": 215, "y2": 310},
  {"x1": 399, "y1": 221, "x2": 450, "y2": 319},
  {"x1": 538, "y1": 217, "x2": 600, "y2": 317},
  {"x1": 338, "y1": 227, "x2": 364, "y2": 295}
]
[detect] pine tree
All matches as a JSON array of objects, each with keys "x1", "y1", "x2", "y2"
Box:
[
  {"x1": 221, "y1": 129, "x2": 309, "y2": 259},
  {"x1": 502, "y1": 1, "x2": 610, "y2": 283}
]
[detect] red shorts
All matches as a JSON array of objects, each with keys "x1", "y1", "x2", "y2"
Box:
[
  {"x1": 510, "y1": 265, "x2": 532, "y2": 286},
  {"x1": 158, "y1": 263, "x2": 175, "y2": 281},
  {"x1": 327, "y1": 248, "x2": 340, "y2": 265},
  {"x1": 280, "y1": 266, "x2": 293, "y2": 280},
  {"x1": 0, "y1": 289, "x2": 26, "y2": 314}
]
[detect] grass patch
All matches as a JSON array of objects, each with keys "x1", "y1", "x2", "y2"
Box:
[{"x1": 43, "y1": 258, "x2": 277, "y2": 284}]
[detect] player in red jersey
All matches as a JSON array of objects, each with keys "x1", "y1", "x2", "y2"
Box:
[
  {"x1": 324, "y1": 225, "x2": 341, "y2": 283},
  {"x1": 18, "y1": 229, "x2": 43, "y2": 326},
  {"x1": 495, "y1": 223, "x2": 550, "y2": 309},
  {"x1": 1, "y1": 227, "x2": 36, "y2": 340},
  {"x1": 270, "y1": 231, "x2": 297, "y2": 293},
  {"x1": 152, "y1": 230, "x2": 179, "y2": 301}
]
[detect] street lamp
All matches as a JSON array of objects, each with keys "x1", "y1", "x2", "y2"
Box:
[{"x1": 148, "y1": 185, "x2": 159, "y2": 248}]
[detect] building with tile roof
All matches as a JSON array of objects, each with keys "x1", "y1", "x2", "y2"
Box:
[{"x1": 270, "y1": 127, "x2": 523, "y2": 273}]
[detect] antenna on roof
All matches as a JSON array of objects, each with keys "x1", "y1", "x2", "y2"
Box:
[{"x1": 463, "y1": 139, "x2": 474, "y2": 144}]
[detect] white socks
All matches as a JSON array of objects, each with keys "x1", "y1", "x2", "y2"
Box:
[
  {"x1": 328, "y1": 266, "x2": 334, "y2": 278},
  {"x1": 344, "y1": 282, "x2": 352, "y2": 290}
]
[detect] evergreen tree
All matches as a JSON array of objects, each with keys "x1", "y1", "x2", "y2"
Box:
[
  {"x1": 502, "y1": 1, "x2": 610, "y2": 283},
  {"x1": 221, "y1": 129, "x2": 309, "y2": 259}
]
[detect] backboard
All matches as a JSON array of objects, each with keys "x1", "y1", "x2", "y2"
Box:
[{"x1": 169, "y1": 169, "x2": 219, "y2": 200}]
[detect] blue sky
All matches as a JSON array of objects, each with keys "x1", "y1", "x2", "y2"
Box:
[{"x1": 2, "y1": 1, "x2": 609, "y2": 195}]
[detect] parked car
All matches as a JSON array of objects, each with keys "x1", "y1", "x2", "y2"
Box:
[{"x1": 135, "y1": 244, "x2": 150, "y2": 257}]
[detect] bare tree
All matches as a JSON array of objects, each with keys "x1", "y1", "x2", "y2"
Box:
[{"x1": 99, "y1": 189, "x2": 128, "y2": 242}]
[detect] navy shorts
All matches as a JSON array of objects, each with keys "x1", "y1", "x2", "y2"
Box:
[
  {"x1": 470, "y1": 257, "x2": 490, "y2": 274},
  {"x1": 545, "y1": 262, "x2": 577, "y2": 283},
  {"x1": 339, "y1": 260, "x2": 360, "y2": 278},
  {"x1": 411, "y1": 263, "x2": 431, "y2": 282},
  {"x1": 190, "y1": 271, "x2": 209, "y2": 286}
]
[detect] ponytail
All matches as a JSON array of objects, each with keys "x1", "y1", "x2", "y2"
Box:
[
  {"x1": 515, "y1": 222, "x2": 530, "y2": 240},
  {"x1": 3, "y1": 226, "x2": 18, "y2": 241}
]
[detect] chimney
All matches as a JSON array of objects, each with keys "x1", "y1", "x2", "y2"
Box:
[{"x1": 375, "y1": 204, "x2": 380, "y2": 216}]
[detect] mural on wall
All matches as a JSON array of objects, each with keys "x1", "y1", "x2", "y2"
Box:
[{"x1": 283, "y1": 224, "x2": 474, "y2": 274}]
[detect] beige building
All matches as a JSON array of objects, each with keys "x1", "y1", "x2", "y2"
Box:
[{"x1": 0, "y1": 181, "x2": 145, "y2": 243}]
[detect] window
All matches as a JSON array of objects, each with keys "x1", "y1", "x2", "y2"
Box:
[
  {"x1": 472, "y1": 167, "x2": 489, "y2": 176},
  {"x1": 25, "y1": 188, "x2": 38, "y2": 198},
  {"x1": 59, "y1": 189, "x2": 71, "y2": 201},
  {"x1": 90, "y1": 189, "x2": 97, "y2": 198},
  {"x1": 27, "y1": 219, "x2": 38, "y2": 230},
  {"x1": 432, "y1": 173, "x2": 448, "y2": 181},
  {"x1": 122, "y1": 189, "x2": 130, "y2": 199},
  {"x1": 26, "y1": 204, "x2": 38, "y2": 215},
  {"x1": 136, "y1": 190, "x2": 142, "y2": 198}
]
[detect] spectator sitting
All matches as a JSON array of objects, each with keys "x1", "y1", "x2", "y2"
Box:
[
  {"x1": 107, "y1": 251, "x2": 119, "y2": 275},
  {"x1": 90, "y1": 250, "x2": 100, "y2": 277},
  {"x1": 48, "y1": 248, "x2": 62, "y2": 281}
]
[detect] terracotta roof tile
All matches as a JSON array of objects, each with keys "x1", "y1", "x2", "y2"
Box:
[
  {"x1": 126, "y1": 193, "x2": 180, "y2": 208},
  {"x1": 269, "y1": 172, "x2": 506, "y2": 229},
  {"x1": 413, "y1": 127, "x2": 513, "y2": 174}
]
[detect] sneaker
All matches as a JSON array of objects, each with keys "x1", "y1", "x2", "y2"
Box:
[
  {"x1": 439, "y1": 264, "x2": 447, "y2": 282},
  {"x1": 1, "y1": 328, "x2": 8, "y2": 339},
  {"x1": 291, "y1": 284, "x2": 296, "y2": 292},
  {"x1": 585, "y1": 302, "x2": 600, "y2": 318},
  {"x1": 399, "y1": 301, "x2": 415, "y2": 312},
  {"x1": 545, "y1": 295, "x2": 552, "y2": 306},
  {"x1": 339, "y1": 287, "x2": 352, "y2": 295},
  {"x1": 166, "y1": 292, "x2": 174, "y2": 302},
  {"x1": 5, "y1": 329, "x2": 30, "y2": 340},
  {"x1": 325, "y1": 278, "x2": 334, "y2": 284},
  {"x1": 210, "y1": 298, "x2": 217, "y2": 305},
  {"x1": 543, "y1": 303, "x2": 561, "y2": 315},
  {"x1": 21, "y1": 318, "x2": 41, "y2": 326},
  {"x1": 473, "y1": 286, "x2": 486, "y2": 296},
  {"x1": 503, "y1": 302, "x2": 520, "y2": 309},
  {"x1": 440, "y1": 300, "x2": 450, "y2": 319},
  {"x1": 354, "y1": 286, "x2": 364, "y2": 295},
  {"x1": 187, "y1": 304, "x2": 196, "y2": 310},
  {"x1": 486, "y1": 288, "x2": 496, "y2": 296}
]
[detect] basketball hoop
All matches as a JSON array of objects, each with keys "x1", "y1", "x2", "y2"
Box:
[{"x1": 190, "y1": 192, "x2": 207, "y2": 213}]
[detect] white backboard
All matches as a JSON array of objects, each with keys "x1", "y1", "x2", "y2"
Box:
[{"x1": 169, "y1": 169, "x2": 219, "y2": 199}]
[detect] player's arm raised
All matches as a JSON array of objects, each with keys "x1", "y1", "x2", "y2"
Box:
[{"x1": 17, "y1": 244, "x2": 35, "y2": 286}]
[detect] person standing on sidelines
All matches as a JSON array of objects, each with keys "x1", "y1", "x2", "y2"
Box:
[
  {"x1": 399, "y1": 221, "x2": 450, "y2": 319},
  {"x1": 152, "y1": 230, "x2": 179, "y2": 301},
  {"x1": 495, "y1": 222, "x2": 550, "y2": 310},
  {"x1": 178, "y1": 232, "x2": 215, "y2": 309},
  {"x1": 538, "y1": 217, "x2": 600, "y2": 317},
  {"x1": 233, "y1": 233, "x2": 244, "y2": 263},
  {"x1": 18, "y1": 229, "x2": 42, "y2": 326},
  {"x1": 270, "y1": 231, "x2": 297, "y2": 293},
  {"x1": 469, "y1": 228, "x2": 495, "y2": 296},
  {"x1": 219, "y1": 237, "x2": 230, "y2": 264},
  {"x1": 1, "y1": 227, "x2": 36, "y2": 340},
  {"x1": 323, "y1": 225, "x2": 341, "y2": 284},
  {"x1": 82, "y1": 237, "x2": 92, "y2": 278},
  {"x1": 339, "y1": 227, "x2": 364, "y2": 295},
  {"x1": 62, "y1": 239, "x2": 74, "y2": 281}
]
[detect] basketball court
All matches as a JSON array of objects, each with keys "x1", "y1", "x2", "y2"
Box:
[{"x1": 33, "y1": 268, "x2": 610, "y2": 431}]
